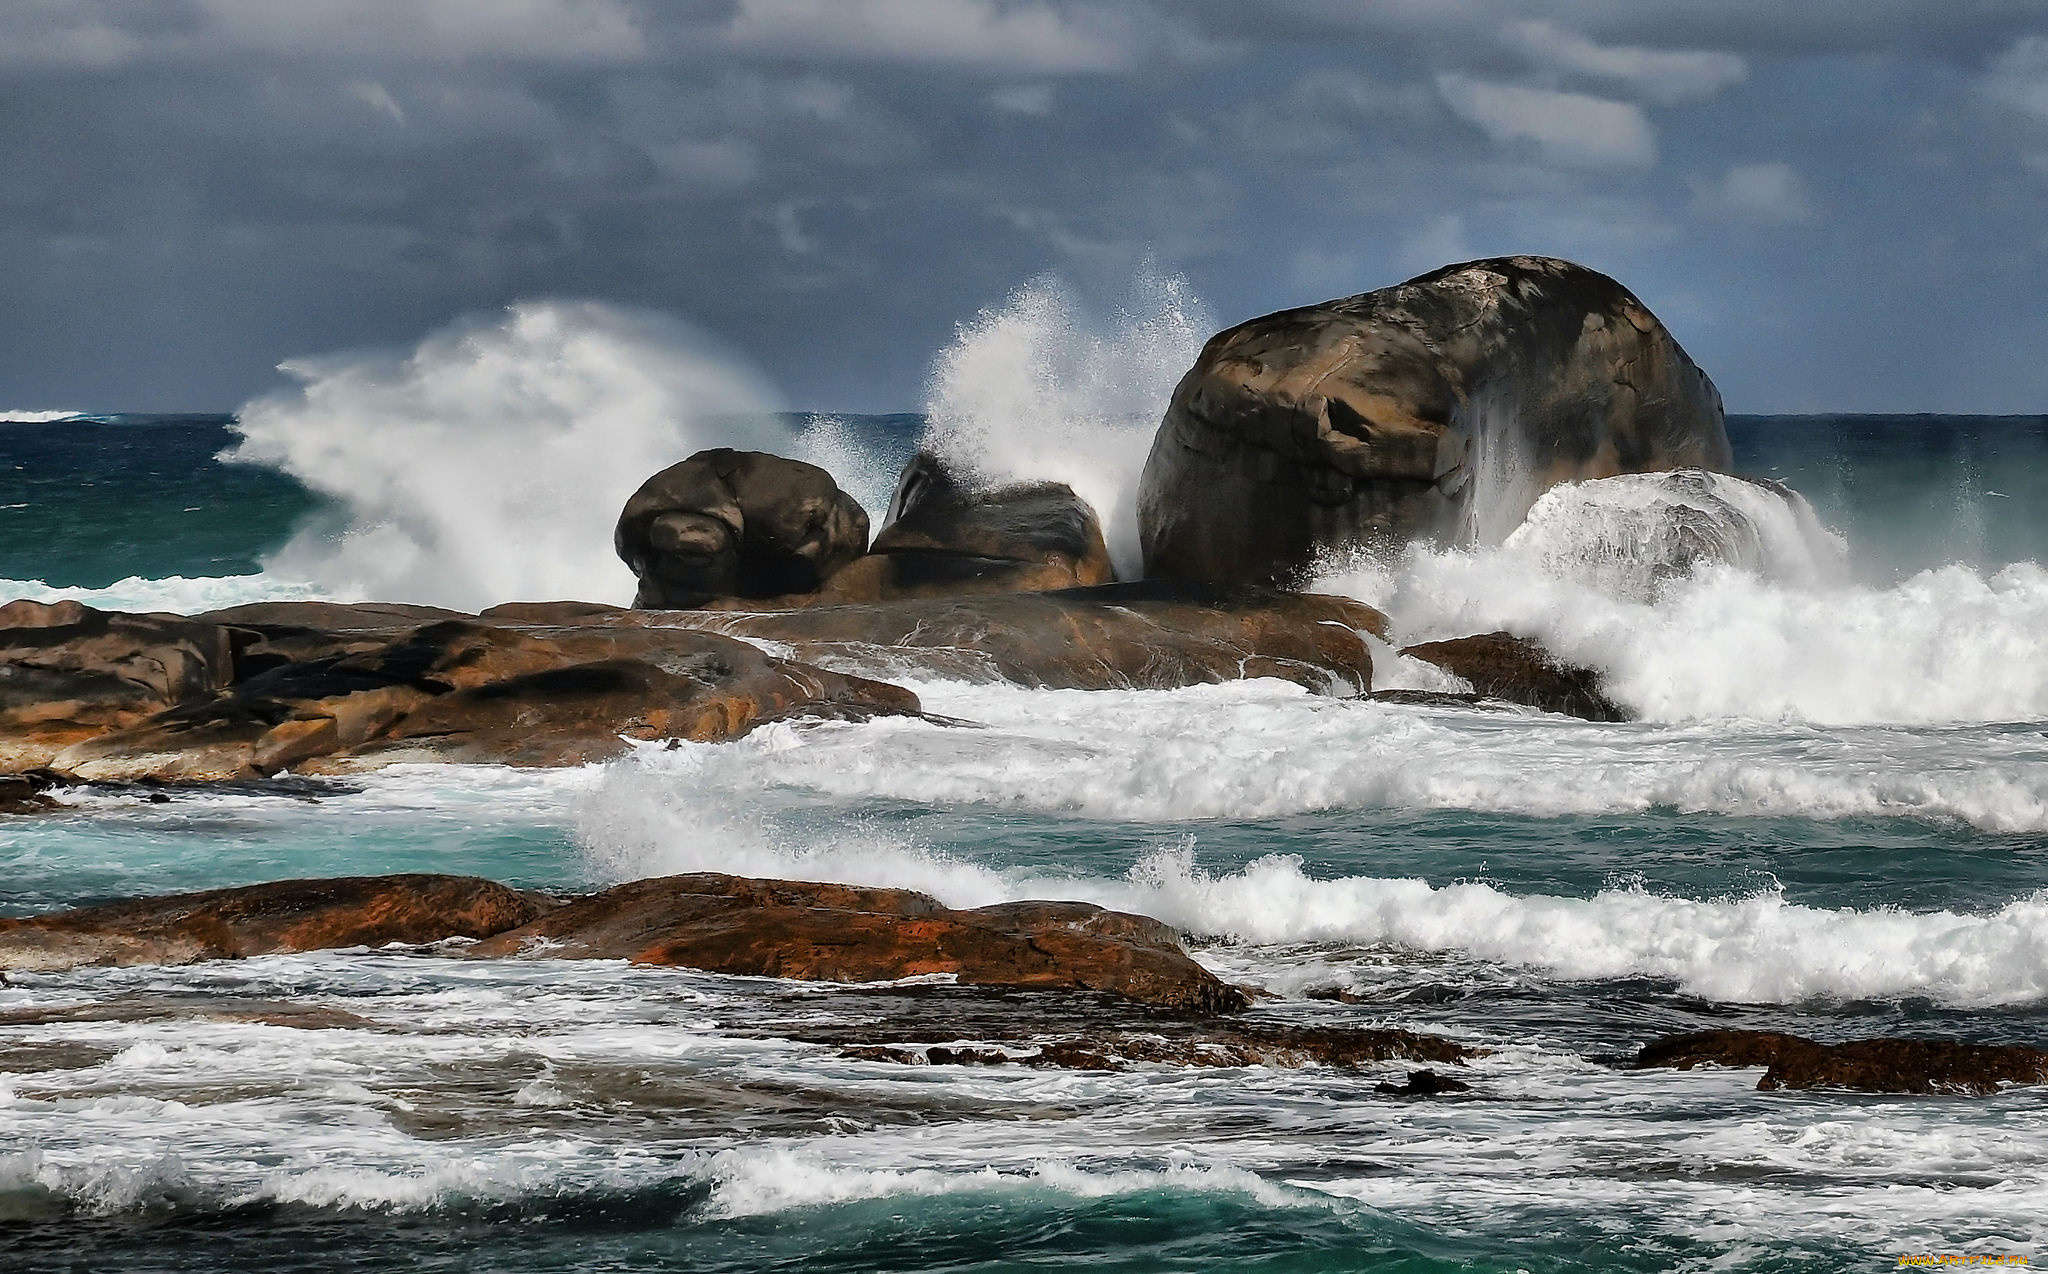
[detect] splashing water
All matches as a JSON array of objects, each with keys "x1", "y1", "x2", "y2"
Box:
[
  {"x1": 920, "y1": 268, "x2": 1209, "y2": 579},
  {"x1": 1315, "y1": 471, "x2": 2048, "y2": 724},
  {"x1": 224, "y1": 301, "x2": 788, "y2": 611}
]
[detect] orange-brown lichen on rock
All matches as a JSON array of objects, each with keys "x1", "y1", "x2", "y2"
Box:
[
  {"x1": 11, "y1": 608, "x2": 920, "y2": 781},
  {"x1": 0, "y1": 874, "x2": 554, "y2": 972},
  {"x1": 468, "y1": 873, "x2": 1249, "y2": 1013},
  {"x1": 0, "y1": 599, "x2": 240, "y2": 768}
]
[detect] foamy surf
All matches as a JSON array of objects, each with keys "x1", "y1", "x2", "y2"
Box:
[
  {"x1": 0, "y1": 571, "x2": 330, "y2": 614},
  {"x1": 575, "y1": 740, "x2": 2048, "y2": 1007}
]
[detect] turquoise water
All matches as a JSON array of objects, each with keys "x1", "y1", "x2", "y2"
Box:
[{"x1": 3, "y1": 412, "x2": 2048, "y2": 1270}]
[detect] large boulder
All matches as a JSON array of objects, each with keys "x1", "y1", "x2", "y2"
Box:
[
  {"x1": 616, "y1": 449, "x2": 869, "y2": 608},
  {"x1": 553, "y1": 582, "x2": 1385, "y2": 693},
  {"x1": 1138, "y1": 256, "x2": 1730, "y2": 586},
  {"x1": 807, "y1": 451, "x2": 1114, "y2": 603}
]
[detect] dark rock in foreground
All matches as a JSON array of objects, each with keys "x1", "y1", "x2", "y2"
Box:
[
  {"x1": 1399, "y1": 631, "x2": 1629, "y2": 722},
  {"x1": 803, "y1": 451, "x2": 1115, "y2": 603},
  {"x1": 3, "y1": 603, "x2": 920, "y2": 779},
  {"x1": 0, "y1": 874, "x2": 550, "y2": 972},
  {"x1": 1376, "y1": 1068, "x2": 1473, "y2": 1096},
  {"x1": 582, "y1": 581, "x2": 1385, "y2": 693},
  {"x1": 1139, "y1": 256, "x2": 1730, "y2": 586},
  {"x1": 616, "y1": 449, "x2": 869, "y2": 608},
  {"x1": 0, "y1": 871, "x2": 1241, "y2": 1014},
  {"x1": 1637, "y1": 1029, "x2": 2048, "y2": 1096},
  {"x1": 469, "y1": 874, "x2": 1245, "y2": 1013}
]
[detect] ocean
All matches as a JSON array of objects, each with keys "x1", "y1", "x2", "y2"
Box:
[{"x1": 3, "y1": 395, "x2": 2047, "y2": 1271}]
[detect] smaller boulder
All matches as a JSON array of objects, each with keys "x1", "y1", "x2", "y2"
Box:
[
  {"x1": 617, "y1": 449, "x2": 869, "y2": 608},
  {"x1": 1398, "y1": 631, "x2": 1628, "y2": 722},
  {"x1": 809, "y1": 452, "x2": 1113, "y2": 603}
]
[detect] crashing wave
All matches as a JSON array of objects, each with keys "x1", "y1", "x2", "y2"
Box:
[{"x1": 1502, "y1": 468, "x2": 1846, "y2": 600}]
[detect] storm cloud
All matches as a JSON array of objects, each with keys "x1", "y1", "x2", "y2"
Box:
[{"x1": 3, "y1": 0, "x2": 2045, "y2": 413}]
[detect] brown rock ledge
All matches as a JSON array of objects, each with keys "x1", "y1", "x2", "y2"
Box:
[
  {"x1": 1636, "y1": 1029, "x2": 2048, "y2": 1096},
  {"x1": 0, "y1": 874, "x2": 550, "y2": 972},
  {"x1": 0, "y1": 872, "x2": 1242, "y2": 1014},
  {"x1": 491, "y1": 581, "x2": 1387, "y2": 694},
  {"x1": 2, "y1": 603, "x2": 921, "y2": 779},
  {"x1": 468, "y1": 874, "x2": 1246, "y2": 1013}
]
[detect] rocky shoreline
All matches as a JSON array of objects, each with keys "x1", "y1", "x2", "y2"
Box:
[{"x1": 5, "y1": 257, "x2": 2037, "y2": 1108}]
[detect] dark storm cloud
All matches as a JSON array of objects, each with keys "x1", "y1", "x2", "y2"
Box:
[{"x1": 2, "y1": 0, "x2": 2045, "y2": 412}]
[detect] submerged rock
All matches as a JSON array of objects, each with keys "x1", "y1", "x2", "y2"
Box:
[
  {"x1": 7, "y1": 604, "x2": 920, "y2": 780},
  {"x1": 1398, "y1": 631, "x2": 1628, "y2": 722},
  {"x1": 468, "y1": 874, "x2": 1247, "y2": 1013},
  {"x1": 616, "y1": 448, "x2": 870, "y2": 608},
  {"x1": 1138, "y1": 256, "x2": 1730, "y2": 586},
  {"x1": 0, "y1": 874, "x2": 551, "y2": 972},
  {"x1": 842, "y1": 1025, "x2": 1473, "y2": 1072},
  {"x1": 807, "y1": 451, "x2": 1114, "y2": 603},
  {"x1": 644, "y1": 581, "x2": 1384, "y2": 693},
  {"x1": 1636, "y1": 1029, "x2": 2048, "y2": 1095}
]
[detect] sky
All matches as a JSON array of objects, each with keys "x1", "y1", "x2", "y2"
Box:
[{"x1": 3, "y1": 0, "x2": 2047, "y2": 415}]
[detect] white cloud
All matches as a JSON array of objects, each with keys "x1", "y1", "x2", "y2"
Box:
[
  {"x1": 990, "y1": 83, "x2": 1056, "y2": 114},
  {"x1": 0, "y1": 0, "x2": 647, "y2": 67},
  {"x1": 1436, "y1": 73, "x2": 1657, "y2": 168},
  {"x1": 1986, "y1": 35, "x2": 2048, "y2": 121},
  {"x1": 1506, "y1": 21, "x2": 1747, "y2": 105},
  {"x1": 1690, "y1": 161, "x2": 1819, "y2": 223},
  {"x1": 717, "y1": 0, "x2": 1186, "y2": 74},
  {"x1": 345, "y1": 79, "x2": 406, "y2": 126}
]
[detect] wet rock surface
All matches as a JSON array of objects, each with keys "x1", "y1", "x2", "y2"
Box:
[
  {"x1": 1139, "y1": 256, "x2": 1730, "y2": 586},
  {"x1": 807, "y1": 451, "x2": 1115, "y2": 603},
  {"x1": 654, "y1": 581, "x2": 1385, "y2": 693},
  {"x1": 0, "y1": 871, "x2": 1241, "y2": 1014},
  {"x1": 1636, "y1": 1029, "x2": 2048, "y2": 1095},
  {"x1": 1, "y1": 603, "x2": 921, "y2": 780},
  {"x1": 0, "y1": 600, "x2": 240, "y2": 769},
  {"x1": 0, "y1": 874, "x2": 552, "y2": 972},
  {"x1": 1399, "y1": 630, "x2": 1629, "y2": 722},
  {"x1": 469, "y1": 874, "x2": 1247, "y2": 1013},
  {"x1": 615, "y1": 449, "x2": 870, "y2": 608},
  {"x1": 838, "y1": 1023, "x2": 1474, "y2": 1072}
]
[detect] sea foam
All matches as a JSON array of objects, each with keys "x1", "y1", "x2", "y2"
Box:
[
  {"x1": 1316, "y1": 471, "x2": 2048, "y2": 726},
  {"x1": 223, "y1": 301, "x2": 790, "y2": 612},
  {"x1": 577, "y1": 735, "x2": 2048, "y2": 1007},
  {"x1": 920, "y1": 268, "x2": 1207, "y2": 579}
]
